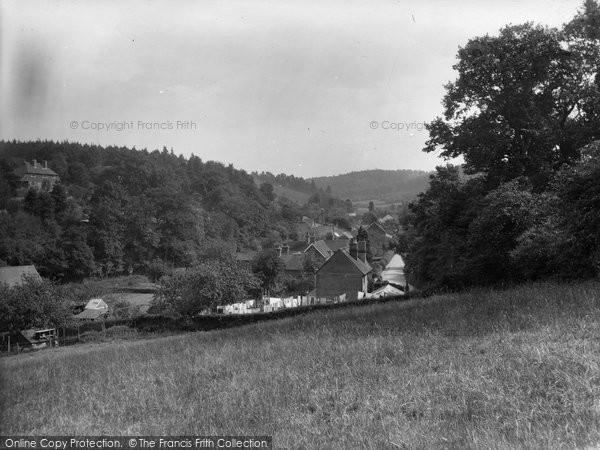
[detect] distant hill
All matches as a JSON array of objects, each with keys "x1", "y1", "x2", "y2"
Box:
[{"x1": 311, "y1": 169, "x2": 431, "y2": 202}]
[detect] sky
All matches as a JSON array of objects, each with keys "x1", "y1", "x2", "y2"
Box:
[{"x1": 0, "y1": 0, "x2": 585, "y2": 177}]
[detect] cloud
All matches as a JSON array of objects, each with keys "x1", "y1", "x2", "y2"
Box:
[{"x1": 0, "y1": 0, "x2": 585, "y2": 177}]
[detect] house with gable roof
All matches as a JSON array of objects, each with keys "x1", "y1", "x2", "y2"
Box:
[
  {"x1": 365, "y1": 222, "x2": 392, "y2": 258},
  {"x1": 14, "y1": 160, "x2": 60, "y2": 192},
  {"x1": 315, "y1": 239, "x2": 372, "y2": 301}
]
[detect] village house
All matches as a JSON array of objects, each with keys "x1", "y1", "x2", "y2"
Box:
[
  {"x1": 235, "y1": 251, "x2": 258, "y2": 269},
  {"x1": 315, "y1": 239, "x2": 372, "y2": 301},
  {"x1": 304, "y1": 240, "x2": 334, "y2": 264},
  {"x1": 13, "y1": 160, "x2": 60, "y2": 192},
  {"x1": 365, "y1": 222, "x2": 391, "y2": 258},
  {"x1": 0, "y1": 265, "x2": 42, "y2": 287}
]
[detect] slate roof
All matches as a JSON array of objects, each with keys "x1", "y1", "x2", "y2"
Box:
[
  {"x1": 323, "y1": 239, "x2": 349, "y2": 252},
  {"x1": 14, "y1": 162, "x2": 59, "y2": 177},
  {"x1": 305, "y1": 240, "x2": 334, "y2": 259},
  {"x1": 366, "y1": 222, "x2": 387, "y2": 234},
  {"x1": 285, "y1": 240, "x2": 311, "y2": 253},
  {"x1": 0, "y1": 265, "x2": 41, "y2": 287},
  {"x1": 323, "y1": 249, "x2": 372, "y2": 275},
  {"x1": 281, "y1": 253, "x2": 305, "y2": 272}
]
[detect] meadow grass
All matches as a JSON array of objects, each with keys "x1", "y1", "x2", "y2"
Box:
[{"x1": 1, "y1": 281, "x2": 599, "y2": 449}]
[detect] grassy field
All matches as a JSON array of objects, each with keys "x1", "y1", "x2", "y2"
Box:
[{"x1": 1, "y1": 282, "x2": 600, "y2": 448}]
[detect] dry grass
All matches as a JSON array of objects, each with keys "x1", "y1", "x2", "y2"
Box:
[{"x1": 1, "y1": 281, "x2": 600, "y2": 448}]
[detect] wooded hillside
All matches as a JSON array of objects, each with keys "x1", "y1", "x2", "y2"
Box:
[
  {"x1": 311, "y1": 169, "x2": 431, "y2": 201},
  {"x1": 0, "y1": 140, "x2": 301, "y2": 280}
]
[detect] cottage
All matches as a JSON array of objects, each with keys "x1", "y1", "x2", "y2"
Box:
[
  {"x1": 0, "y1": 265, "x2": 42, "y2": 287},
  {"x1": 365, "y1": 222, "x2": 391, "y2": 258},
  {"x1": 304, "y1": 240, "x2": 334, "y2": 264},
  {"x1": 14, "y1": 160, "x2": 60, "y2": 192},
  {"x1": 315, "y1": 239, "x2": 372, "y2": 301},
  {"x1": 280, "y1": 252, "x2": 305, "y2": 275}
]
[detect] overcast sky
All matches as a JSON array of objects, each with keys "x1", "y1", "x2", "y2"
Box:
[{"x1": 0, "y1": 0, "x2": 585, "y2": 177}]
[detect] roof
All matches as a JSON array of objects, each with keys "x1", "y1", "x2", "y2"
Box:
[
  {"x1": 341, "y1": 250, "x2": 372, "y2": 275},
  {"x1": 370, "y1": 284, "x2": 404, "y2": 297},
  {"x1": 0, "y1": 265, "x2": 41, "y2": 287},
  {"x1": 319, "y1": 249, "x2": 372, "y2": 276},
  {"x1": 323, "y1": 239, "x2": 349, "y2": 252},
  {"x1": 14, "y1": 162, "x2": 59, "y2": 178},
  {"x1": 285, "y1": 240, "x2": 311, "y2": 253},
  {"x1": 74, "y1": 308, "x2": 109, "y2": 320},
  {"x1": 302, "y1": 216, "x2": 315, "y2": 226},
  {"x1": 20, "y1": 328, "x2": 56, "y2": 344},
  {"x1": 85, "y1": 298, "x2": 109, "y2": 310},
  {"x1": 305, "y1": 240, "x2": 334, "y2": 259},
  {"x1": 311, "y1": 225, "x2": 335, "y2": 238},
  {"x1": 235, "y1": 251, "x2": 258, "y2": 262},
  {"x1": 281, "y1": 253, "x2": 305, "y2": 271},
  {"x1": 366, "y1": 222, "x2": 387, "y2": 234}
]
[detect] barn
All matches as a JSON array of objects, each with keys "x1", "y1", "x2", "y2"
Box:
[{"x1": 0, "y1": 265, "x2": 42, "y2": 287}]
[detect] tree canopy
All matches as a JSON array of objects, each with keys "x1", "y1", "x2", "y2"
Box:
[{"x1": 405, "y1": 1, "x2": 600, "y2": 291}]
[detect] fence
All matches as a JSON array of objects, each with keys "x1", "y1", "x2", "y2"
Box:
[{"x1": 0, "y1": 291, "x2": 418, "y2": 355}]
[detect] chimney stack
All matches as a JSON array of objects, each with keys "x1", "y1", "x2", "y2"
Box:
[
  {"x1": 44, "y1": 160, "x2": 48, "y2": 169},
  {"x1": 357, "y1": 240, "x2": 367, "y2": 263},
  {"x1": 282, "y1": 245, "x2": 289, "y2": 255},
  {"x1": 309, "y1": 234, "x2": 316, "y2": 244},
  {"x1": 349, "y1": 238, "x2": 358, "y2": 260},
  {"x1": 277, "y1": 246, "x2": 282, "y2": 257},
  {"x1": 32, "y1": 159, "x2": 37, "y2": 168}
]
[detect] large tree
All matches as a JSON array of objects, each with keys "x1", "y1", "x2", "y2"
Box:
[
  {"x1": 152, "y1": 261, "x2": 260, "y2": 316},
  {"x1": 425, "y1": 5, "x2": 600, "y2": 188}
]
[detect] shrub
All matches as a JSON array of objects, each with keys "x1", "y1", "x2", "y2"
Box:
[{"x1": 0, "y1": 276, "x2": 73, "y2": 331}]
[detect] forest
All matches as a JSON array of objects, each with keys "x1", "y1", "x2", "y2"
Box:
[{"x1": 0, "y1": 140, "x2": 315, "y2": 282}]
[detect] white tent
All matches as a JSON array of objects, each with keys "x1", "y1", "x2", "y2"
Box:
[
  {"x1": 362, "y1": 285, "x2": 405, "y2": 300},
  {"x1": 74, "y1": 298, "x2": 109, "y2": 320},
  {"x1": 85, "y1": 298, "x2": 109, "y2": 310}
]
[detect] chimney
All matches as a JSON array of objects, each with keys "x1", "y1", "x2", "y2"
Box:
[
  {"x1": 282, "y1": 245, "x2": 289, "y2": 255},
  {"x1": 331, "y1": 225, "x2": 336, "y2": 240},
  {"x1": 277, "y1": 246, "x2": 282, "y2": 257},
  {"x1": 32, "y1": 159, "x2": 37, "y2": 168},
  {"x1": 349, "y1": 238, "x2": 358, "y2": 260},
  {"x1": 44, "y1": 160, "x2": 48, "y2": 169},
  {"x1": 309, "y1": 234, "x2": 316, "y2": 244},
  {"x1": 357, "y1": 240, "x2": 367, "y2": 263}
]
